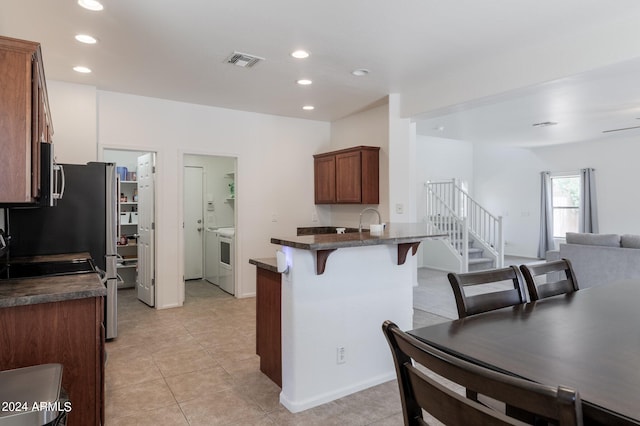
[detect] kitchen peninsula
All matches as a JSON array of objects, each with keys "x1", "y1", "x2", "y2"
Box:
[{"x1": 267, "y1": 223, "x2": 445, "y2": 412}]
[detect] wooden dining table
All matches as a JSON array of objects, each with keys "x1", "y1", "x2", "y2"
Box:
[{"x1": 408, "y1": 280, "x2": 640, "y2": 425}]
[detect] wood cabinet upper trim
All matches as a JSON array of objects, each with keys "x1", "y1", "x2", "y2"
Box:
[{"x1": 313, "y1": 145, "x2": 380, "y2": 159}]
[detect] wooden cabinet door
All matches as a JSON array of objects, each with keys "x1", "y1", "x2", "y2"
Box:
[
  {"x1": 314, "y1": 155, "x2": 336, "y2": 204},
  {"x1": 0, "y1": 43, "x2": 31, "y2": 203},
  {"x1": 335, "y1": 150, "x2": 362, "y2": 203},
  {"x1": 0, "y1": 36, "x2": 51, "y2": 204}
]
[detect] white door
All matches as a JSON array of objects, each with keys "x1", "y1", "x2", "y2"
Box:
[
  {"x1": 137, "y1": 153, "x2": 156, "y2": 306},
  {"x1": 184, "y1": 166, "x2": 204, "y2": 280}
]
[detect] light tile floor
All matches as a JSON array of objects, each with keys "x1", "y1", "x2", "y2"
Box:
[
  {"x1": 106, "y1": 256, "x2": 539, "y2": 424},
  {"x1": 105, "y1": 281, "x2": 450, "y2": 425}
]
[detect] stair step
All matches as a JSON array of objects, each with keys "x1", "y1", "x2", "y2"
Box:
[
  {"x1": 468, "y1": 248, "x2": 484, "y2": 259},
  {"x1": 467, "y1": 257, "x2": 494, "y2": 272}
]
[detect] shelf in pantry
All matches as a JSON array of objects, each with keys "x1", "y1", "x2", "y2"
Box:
[
  {"x1": 117, "y1": 263, "x2": 137, "y2": 269},
  {"x1": 120, "y1": 180, "x2": 137, "y2": 184},
  {"x1": 120, "y1": 202, "x2": 138, "y2": 205},
  {"x1": 225, "y1": 172, "x2": 234, "y2": 177}
]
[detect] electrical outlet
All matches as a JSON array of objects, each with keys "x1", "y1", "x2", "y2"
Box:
[
  {"x1": 311, "y1": 210, "x2": 319, "y2": 222},
  {"x1": 395, "y1": 203, "x2": 404, "y2": 214},
  {"x1": 271, "y1": 213, "x2": 278, "y2": 222},
  {"x1": 337, "y1": 346, "x2": 346, "y2": 364}
]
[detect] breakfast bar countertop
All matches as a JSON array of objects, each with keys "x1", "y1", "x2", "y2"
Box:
[
  {"x1": 0, "y1": 253, "x2": 106, "y2": 308},
  {"x1": 249, "y1": 257, "x2": 279, "y2": 273},
  {"x1": 271, "y1": 222, "x2": 447, "y2": 250}
]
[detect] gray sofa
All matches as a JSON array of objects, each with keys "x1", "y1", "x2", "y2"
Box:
[{"x1": 546, "y1": 232, "x2": 640, "y2": 289}]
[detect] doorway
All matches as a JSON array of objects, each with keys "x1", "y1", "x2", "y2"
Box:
[
  {"x1": 183, "y1": 154, "x2": 237, "y2": 299},
  {"x1": 103, "y1": 148, "x2": 157, "y2": 306}
]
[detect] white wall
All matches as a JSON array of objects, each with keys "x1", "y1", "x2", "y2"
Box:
[
  {"x1": 184, "y1": 155, "x2": 236, "y2": 228},
  {"x1": 388, "y1": 94, "x2": 416, "y2": 223},
  {"x1": 47, "y1": 81, "x2": 97, "y2": 164},
  {"x1": 473, "y1": 135, "x2": 640, "y2": 257},
  {"x1": 415, "y1": 135, "x2": 474, "y2": 266},
  {"x1": 47, "y1": 83, "x2": 330, "y2": 308},
  {"x1": 328, "y1": 101, "x2": 390, "y2": 226}
]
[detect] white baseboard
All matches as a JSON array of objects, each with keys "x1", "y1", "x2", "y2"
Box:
[{"x1": 279, "y1": 371, "x2": 396, "y2": 413}]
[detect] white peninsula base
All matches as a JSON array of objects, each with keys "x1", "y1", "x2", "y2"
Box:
[{"x1": 278, "y1": 243, "x2": 414, "y2": 413}]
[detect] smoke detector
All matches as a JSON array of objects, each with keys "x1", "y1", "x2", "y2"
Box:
[{"x1": 225, "y1": 51, "x2": 264, "y2": 68}]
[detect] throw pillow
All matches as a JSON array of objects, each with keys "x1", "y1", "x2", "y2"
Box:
[
  {"x1": 565, "y1": 232, "x2": 620, "y2": 247},
  {"x1": 621, "y1": 234, "x2": 640, "y2": 249}
]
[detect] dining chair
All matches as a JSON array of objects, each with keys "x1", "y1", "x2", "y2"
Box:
[
  {"x1": 447, "y1": 265, "x2": 528, "y2": 319},
  {"x1": 382, "y1": 320, "x2": 583, "y2": 426},
  {"x1": 520, "y1": 258, "x2": 579, "y2": 301}
]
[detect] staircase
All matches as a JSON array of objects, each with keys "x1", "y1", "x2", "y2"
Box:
[{"x1": 423, "y1": 179, "x2": 504, "y2": 273}]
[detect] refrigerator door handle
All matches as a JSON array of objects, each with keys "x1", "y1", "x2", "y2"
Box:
[{"x1": 53, "y1": 164, "x2": 65, "y2": 200}]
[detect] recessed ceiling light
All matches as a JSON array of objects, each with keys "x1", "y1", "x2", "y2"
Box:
[
  {"x1": 75, "y1": 34, "x2": 97, "y2": 44},
  {"x1": 351, "y1": 68, "x2": 370, "y2": 77},
  {"x1": 78, "y1": 0, "x2": 104, "y2": 11},
  {"x1": 73, "y1": 66, "x2": 92, "y2": 74},
  {"x1": 297, "y1": 79, "x2": 312, "y2": 85},
  {"x1": 291, "y1": 50, "x2": 310, "y2": 59},
  {"x1": 302, "y1": 105, "x2": 315, "y2": 111}
]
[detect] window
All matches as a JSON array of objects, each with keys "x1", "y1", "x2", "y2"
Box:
[{"x1": 551, "y1": 175, "x2": 580, "y2": 238}]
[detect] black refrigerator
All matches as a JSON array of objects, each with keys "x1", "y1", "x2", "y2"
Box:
[{"x1": 8, "y1": 162, "x2": 119, "y2": 339}]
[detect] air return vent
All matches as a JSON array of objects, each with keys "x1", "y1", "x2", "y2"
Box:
[{"x1": 225, "y1": 51, "x2": 264, "y2": 68}]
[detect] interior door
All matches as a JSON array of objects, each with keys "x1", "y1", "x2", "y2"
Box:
[
  {"x1": 137, "y1": 153, "x2": 156, "y2": 306},
  {"x1": 184, "y1": 166, "x2": 204, "y2": 280}
]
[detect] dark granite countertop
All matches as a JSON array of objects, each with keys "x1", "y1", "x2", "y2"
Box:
[
  {"x1": 0, "y1": 253, "x2": 106, "y2": 308},
  {"x1": 249, "y1": 257, "x2": 279, "y2": 273},
  {"x1": 271, "y1": 223, "x2": 447, "y2": 250}
]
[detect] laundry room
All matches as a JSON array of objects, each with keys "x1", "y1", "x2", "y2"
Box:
[{"x1": 183, "y1": 154, "x2": 237, "y2": 295}]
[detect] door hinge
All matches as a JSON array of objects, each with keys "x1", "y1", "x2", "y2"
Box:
[
  {"x1": 152, "y1": 222, "x2": 155, "y2": 230},
  {"x1": 152, "y1": 166, "x2": 156, "y2": 173},
  {"x1": 151, "y1": 278, "x2": 155, "y2": 288}
]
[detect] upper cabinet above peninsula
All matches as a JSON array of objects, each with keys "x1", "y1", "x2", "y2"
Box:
[
  {"x1": 0, "y1": 36, "x2": 53, "y2": 204},
  {"x1": 313, "y1": 146, "x2": 379, "y2": 204}
]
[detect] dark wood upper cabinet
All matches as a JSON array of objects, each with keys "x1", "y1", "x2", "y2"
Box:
[
  {"x1": 0, "y1": 35, "x2": 53, "y2": 204},
  {"x1": 313, "y1": 146, "x2": 380, "y2": 204}
]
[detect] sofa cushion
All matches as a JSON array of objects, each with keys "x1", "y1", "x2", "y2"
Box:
[
  {"x1": 565, "y1": 232, "x2": 620, "y2": 247},
  {"x1": 621, "y1": 234, "x2": 640, "y2": 249}
]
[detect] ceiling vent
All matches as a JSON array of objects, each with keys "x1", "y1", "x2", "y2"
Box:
[{"x1": 225, "y1": 51, "x2": 264, "y2": 68}]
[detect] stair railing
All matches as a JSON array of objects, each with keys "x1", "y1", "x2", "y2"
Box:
[
  {"x1": 425, "y1": 179, "x2": 504, "y2": 269},
  {"x1": 425, "y1": 183, "x2": 469, "y2": 272}
]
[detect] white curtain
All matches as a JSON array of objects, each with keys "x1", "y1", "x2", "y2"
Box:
[
  {"x1": 580, "y1": 168, "x2": 599, "y2": 233},
  {"x1": 538, "y1": 171, "x2": 554, "y2": 258}
]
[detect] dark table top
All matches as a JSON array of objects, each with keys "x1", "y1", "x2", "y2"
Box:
[{"x1": 409, "y1": 280, "x2": 640, "y2": 425}]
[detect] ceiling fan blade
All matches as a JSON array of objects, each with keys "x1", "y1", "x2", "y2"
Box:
[{"x1": 602, "y1": 125, "x2": 640, "y2": 133}]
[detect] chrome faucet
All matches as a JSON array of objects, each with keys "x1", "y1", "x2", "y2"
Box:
[{"x1": 359, "y1": 207, "x2": 381, "y2": 232}]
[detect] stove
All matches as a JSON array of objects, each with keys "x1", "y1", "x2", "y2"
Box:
[{"x1": 0, "y1": 258, "x2": 97, "y2": 280}]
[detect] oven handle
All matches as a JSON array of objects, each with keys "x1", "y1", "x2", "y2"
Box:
[{"x1": 95, "y1": 266, "x2": 108, "y2": 285}]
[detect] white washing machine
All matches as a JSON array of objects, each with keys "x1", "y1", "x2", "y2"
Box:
[
  {"x1": 217, "y1": 227, "x2": 235, "y2": 295},
  {"x1": 204, "y1": 227, "x2": 219, "y2": 285}
]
